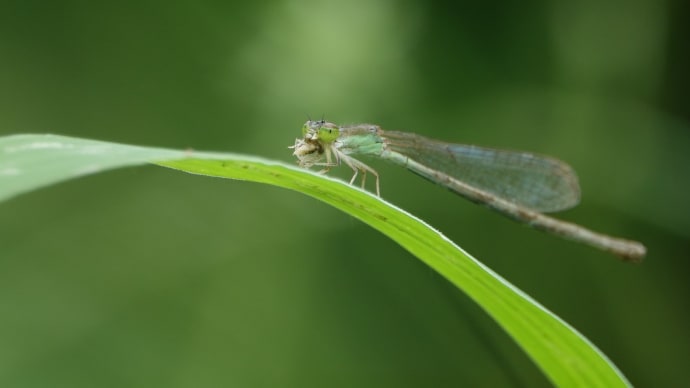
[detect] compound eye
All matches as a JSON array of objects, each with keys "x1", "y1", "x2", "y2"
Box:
[
  {"x1": 316, "y1": 122, "x2": 339, "y2": 142},
  {"x1": 301, "y1": 124, "x2": 309, "y2": 136}
]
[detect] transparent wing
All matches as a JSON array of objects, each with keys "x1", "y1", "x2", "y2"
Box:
[{"x1": 382, "y1": 130, "x2": 581, "y2": 213}]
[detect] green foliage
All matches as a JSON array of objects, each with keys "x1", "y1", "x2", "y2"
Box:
[{"x1": 1, "y1": 134, "x2": 630, "y2": 386}]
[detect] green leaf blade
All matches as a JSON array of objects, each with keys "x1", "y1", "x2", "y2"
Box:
[{"x1": 0, "y1": 134, "x2": 630, "y2": 387}]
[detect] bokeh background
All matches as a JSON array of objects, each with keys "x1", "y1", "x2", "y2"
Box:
[{"x1": 1, "y1": 1, "x2": 688, "y2": 386}]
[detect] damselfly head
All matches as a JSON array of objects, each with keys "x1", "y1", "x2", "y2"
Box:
[{"x1": 303, "y1": 120, "x2": 339, "y2": 142}]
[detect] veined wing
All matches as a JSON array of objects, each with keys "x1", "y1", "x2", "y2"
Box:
[{"x1": 381, "y1": 130, "x2": 581, "y2": 213}]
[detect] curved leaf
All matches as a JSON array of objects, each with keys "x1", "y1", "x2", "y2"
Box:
[{"x1": 0, "y1": 134, "x2": 629, "y2": 386}]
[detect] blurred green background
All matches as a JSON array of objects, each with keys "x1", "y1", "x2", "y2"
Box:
[{"x1": 1, "y1": 1, "x2": 688, "y2": 386}]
